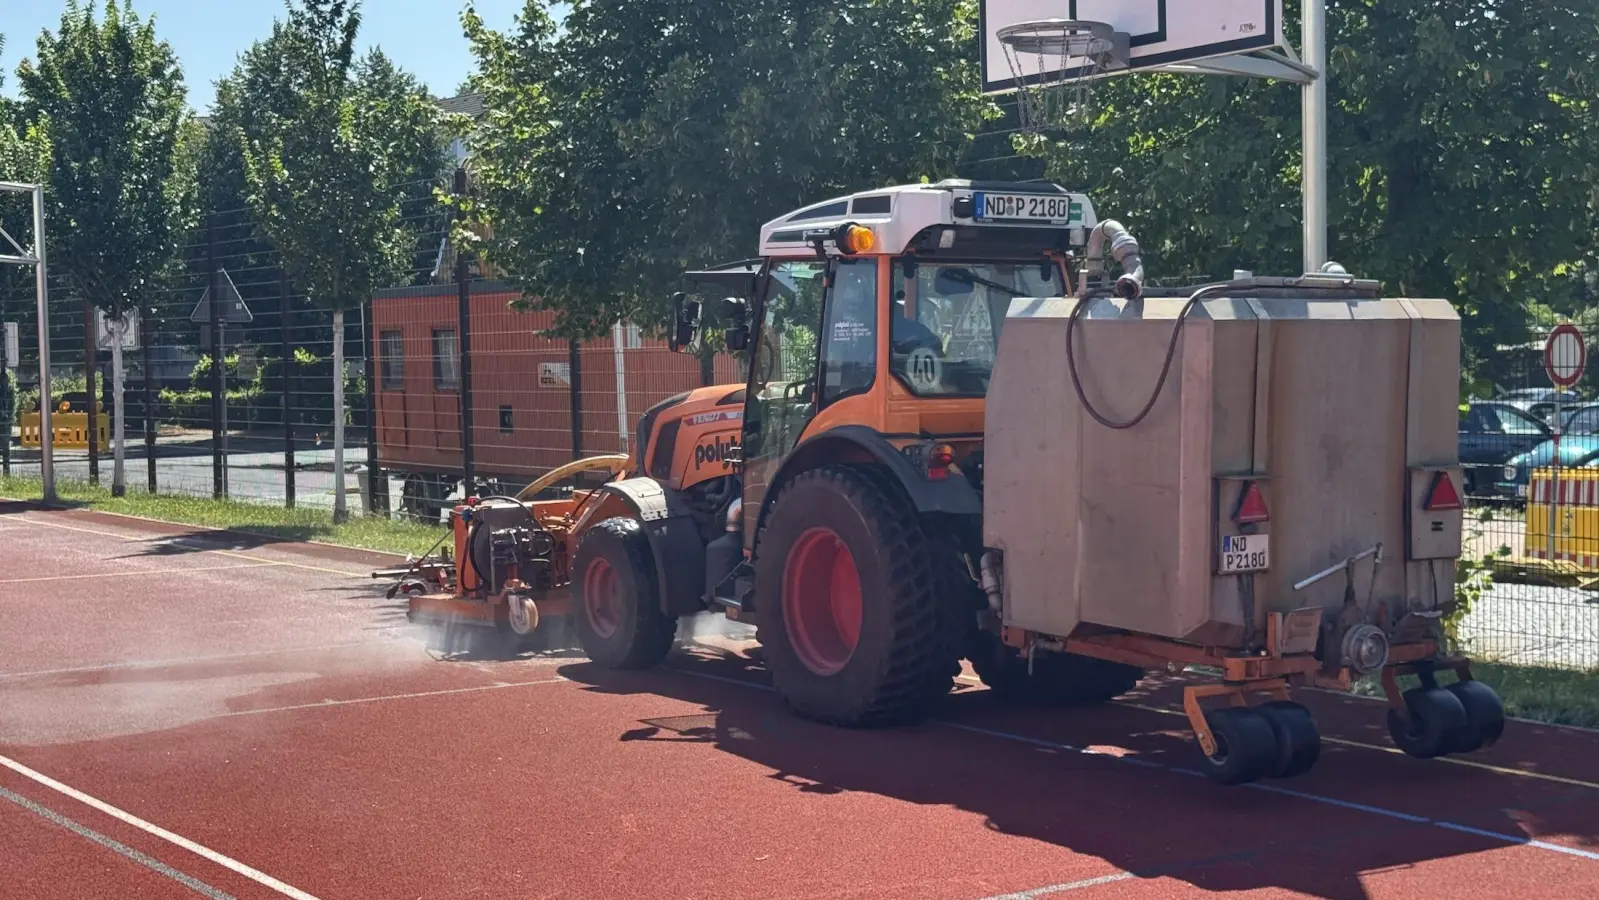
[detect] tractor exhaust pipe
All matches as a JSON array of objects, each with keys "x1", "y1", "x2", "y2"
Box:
[{"x1": 1079, "y1": 220, "x2": 1144, "y2": 300}]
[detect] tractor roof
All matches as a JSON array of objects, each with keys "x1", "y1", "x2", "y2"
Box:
[{"x1": 758, "y1": 180, "x2": 1098, "y2": 258}]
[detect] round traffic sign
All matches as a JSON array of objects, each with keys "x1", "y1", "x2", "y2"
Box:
[{"x1": 1545, "y1": 324, "x2": 1586, "y2": 388}]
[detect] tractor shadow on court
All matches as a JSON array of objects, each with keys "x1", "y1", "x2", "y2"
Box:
[{"x1": 555, "y1": 645, "x2": 1599, "y2": 900}]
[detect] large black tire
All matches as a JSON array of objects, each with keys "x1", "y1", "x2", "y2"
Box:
[
  {"x1": 754, "y1": 466, "x2": 952, "y2": 727},
  {"x1": 968, "y1": 633, "x2": 1145, "y2": 706},
  {"x1": 1256, "y1": 700, "x2": 1322, "y2": 779},
  {"x1": 1387, "y1": 686, "x2": 1469, "y2": 759},
  {"x1": 1198, "y1": 707, "x2": 1280, "y2": 786},
  {"x1": 1444, "y1": 679, "x2": 1506, "y2": 754},
  {"x1": 571, "y1": 517, "x2": 678, "y2": 669}
]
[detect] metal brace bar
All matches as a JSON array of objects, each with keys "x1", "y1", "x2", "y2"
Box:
[{"x1": 1292, "y1": 542, "x2": 1383, "y2": 592}]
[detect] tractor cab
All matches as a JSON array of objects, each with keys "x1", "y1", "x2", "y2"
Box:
[{"x1": 671, "y1": 180, "x2": 1115, "y2": 542}]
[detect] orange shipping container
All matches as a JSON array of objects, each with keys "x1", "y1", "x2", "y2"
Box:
[{"x1": 370, "y1": 282, "x2": 742, "y2": 486}]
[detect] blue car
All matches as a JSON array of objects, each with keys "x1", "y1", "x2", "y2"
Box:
[{"x1": 1495, "y1": 404, "x2": 1599, "y2": 498}]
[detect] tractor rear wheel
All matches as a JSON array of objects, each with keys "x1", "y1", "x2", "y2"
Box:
[
  {"x1": 968, "y1": 634, "x2": 1145, "y2": 706},
  {"x1": 755, "y1": 466, "x2": 950, "y2": 727},
  {"x1": 572, "y1": 517, "x2": 678, "y2": 669}
]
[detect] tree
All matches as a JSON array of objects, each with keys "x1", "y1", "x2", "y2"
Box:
[
  {"x1": 457, "y1": 0, "x2": 991, "y2": 343},
  {"x1": 1027, "y1": 0, "x2": 1599, "y2": 383},
  {"x1": 15, "y1": 1, "x2": 192, "y2": 496},
  {"x1": 235, "y1": 0, "x2": 446, "y2": 522},
  {"x1": 1, "y1": 34, "x2": 53, "y2": 437}
]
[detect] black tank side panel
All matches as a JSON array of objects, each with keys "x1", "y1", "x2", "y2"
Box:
[
  {"x1": 648, "y1": 418, "x2": 682, "y2": 480},
  {"x1": 634, "y1": 390, "x2": 691, "y2": 472}
]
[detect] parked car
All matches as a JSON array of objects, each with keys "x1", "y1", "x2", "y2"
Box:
[
  {"x1": 1493, "y1": 404, "x2": 1599, "y2": 499},
  {"x1": 1499, "y1": 387, "x2": 1585, "y2": 424},
  {"x1": 1460, "y1": 400, "x2": 1553, "y2": 496}
]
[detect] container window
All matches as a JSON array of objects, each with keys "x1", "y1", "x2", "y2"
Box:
[
  {"x1": 379, "y1": 330, "x2": 404, "y2": 390},
  {"x1": 499, "y1": 404, "x2": 513, "y2": 433},
  {"x1": 433, "y1": 329, "x2": 459, "y2": 391}
]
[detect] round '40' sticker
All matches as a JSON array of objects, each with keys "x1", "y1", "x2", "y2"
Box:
[{"x1": 905, "y1": 347, "x2": 942, "y2": 391}]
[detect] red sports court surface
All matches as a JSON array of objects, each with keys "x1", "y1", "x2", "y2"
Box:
[{"x1": 2, "y1": 502, "x2": 1598, "y2": 900}]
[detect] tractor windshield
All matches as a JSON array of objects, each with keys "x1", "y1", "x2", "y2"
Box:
[{"x1": 888, "y1": 259, "x2": 1059, "y2": 397}]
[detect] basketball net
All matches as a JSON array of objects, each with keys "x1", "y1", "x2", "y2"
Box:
[{"x1": 998, "y1": 19, "x2": 1118, "y2": 138}]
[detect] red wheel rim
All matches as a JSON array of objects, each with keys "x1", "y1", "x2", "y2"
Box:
[
  {"x1": 583, "y1": 557, "x2": 622, "y2": 638},
  {"x1": 781, "y1": 527, "x2": 863, "y2": 676}
]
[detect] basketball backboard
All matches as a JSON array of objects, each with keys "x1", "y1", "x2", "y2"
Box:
[{"x1": 980, "y1": 1, "x2": 1310, "y2": 94}]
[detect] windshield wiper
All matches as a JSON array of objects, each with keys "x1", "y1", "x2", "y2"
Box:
[{"x1": 944, "y1": 269, "x2": 1026, "y2": 296}]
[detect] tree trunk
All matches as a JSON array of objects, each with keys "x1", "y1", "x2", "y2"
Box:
[
  {"x1": 110, "y1": 314, "x2": 127, "y2": 497},
  {"x1": 332, "y1": 309, "x2": 347, "y2": 523}
]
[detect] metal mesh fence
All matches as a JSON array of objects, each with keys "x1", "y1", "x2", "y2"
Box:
[
  {"x1": 1458, "y1": 316, "x2": 1599, "y2": 671},
  {"x1": 2, "y1": 184, "x2": 1595, "y2": 671}
]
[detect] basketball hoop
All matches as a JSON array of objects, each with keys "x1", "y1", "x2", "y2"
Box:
[{"x1": 997, "y1": 19, "x2": 1127, "y2": 136}]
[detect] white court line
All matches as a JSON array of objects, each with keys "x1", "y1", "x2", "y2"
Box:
[
  {"x1": 12, "y1": 514, "x2": 369, "y2": 577},
  {"x1": 1, "y1": 785, "x2": 237, "y2": 899},
  {"x1": 0, "y1": 753, "x2": 324, "y2": 900},
  {"x1": 0, "y1": 563, "x2": 277, "y2": 585},
  {"x1": 0, "y1": 640, "x2": 379, "y2": 680},
  {"x1": 219, "y1": 676, "x2": 570, "y2": 717},
  {"x1": 663, "y1": 665, "x2": 1599, "y2": 866}
]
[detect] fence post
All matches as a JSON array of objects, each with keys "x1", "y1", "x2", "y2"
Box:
[
  {"x1": 280, "y1": 271, "x2": 295, "y2": 509},
  {"x1": 569, "y1": 337, "x2": 583, "y2": 461},
  {"x1": 453, "y1": 166, "x2": 475, "y2": 499},
  {"x1": 207, "y1": 211, "x2": 224, "y2": 499},
  {"x1": 83, "y1": 299, "x2": 100, "y2": 484},
  {"x1": 141, "y1": 303, "x2": 156, "y2": 493},
  {"x1": 362, "y1": 297, "x2": 387, "y2": 514}
]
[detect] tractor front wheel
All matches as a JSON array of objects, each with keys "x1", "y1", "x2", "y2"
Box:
[
  {"x1": 572, "y1": 517, "x2": 678, "y2": 669},
  {"x1": 755, "y1": 466, "x2": 950, "y2": 727}
]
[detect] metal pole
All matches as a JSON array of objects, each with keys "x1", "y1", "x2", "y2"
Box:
[
  {"x1": 83, "y1": 299, "x2": 100, "y2": 484},
  {"x1": 453, "y1": 167, "x2": 476, "y2": 499},
  {"x1": 569, "y1": 337, "x2": 583, "y2": 461},
  {"x1": 34, "y1": 185, "x2": 55, "y2": 502},
  {"x1": 141, "y1": 305, "x2": 156, "y2": 492},
  {"x1": 362, "y1": 300, "x2": 387, "y2": 514},
  {"x1": 612, "y1": 321, "x2": 629, "y2": 453},
  {"x1": 1301, "y1": 0, "x2": 1328, "y2": 273},
  {"x1": 207, "y1": 213, "x2": 224, "y2": 499},
  {"x1": 1549, "y1": 387, "x2": 1562, "y2": 562},
  {"x1": 280, "y1": 270, "x2": 295, "y2": 508}
]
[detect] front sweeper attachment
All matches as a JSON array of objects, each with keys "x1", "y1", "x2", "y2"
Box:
[{"x1": 981, "y1": 273, "x2": 1506, "y2": 785}]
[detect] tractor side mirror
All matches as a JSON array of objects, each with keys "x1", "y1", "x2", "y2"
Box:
[{"x1": 668, "y1": 292, "x2": 700, "y2": 353}]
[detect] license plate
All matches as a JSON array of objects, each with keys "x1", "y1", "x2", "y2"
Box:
[
  {"x1": 1515, "y1": 484, "x2": 1528, "y2": 498},
  {"x1": 1219, "y1": 534, "x2": 1270, "y2": 574},
  {"x1": 973, "y1": 192, "x2": 1079, "y2": 224}
]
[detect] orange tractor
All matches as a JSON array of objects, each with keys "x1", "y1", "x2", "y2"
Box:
[{"x1": 387, "y1": 179, "x2": 1503, "y2": 786}]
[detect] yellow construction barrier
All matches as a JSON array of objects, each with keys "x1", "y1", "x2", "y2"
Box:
[
  {"x1": 1497, "y1": 468, "x2": 1599, "y2": 587},
  {"x1": 18, "y1": 400, "x2": 109, "y2": 452}
]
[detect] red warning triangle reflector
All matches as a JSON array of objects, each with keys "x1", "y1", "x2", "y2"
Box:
[
  {"x1": 1234, "y1": 481, "x2": 1270, "y2": 524},
  {"x1": 1424, "y1": 471, "x2": 1462, "y2": 512}
]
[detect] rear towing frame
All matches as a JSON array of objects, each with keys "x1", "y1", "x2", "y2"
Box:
[{"x1": 994, "y1": 542, "x2": 1506, "y2": 786}]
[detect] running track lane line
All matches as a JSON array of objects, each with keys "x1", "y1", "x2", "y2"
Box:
[
  {"x1": 0, "y1": 563, "x2": 278, "y2": 585},
  {"x1": 949, "y1": 672, "x2": 1599, "y2": 793},
  {"x1": 0, "y1": 785, "x2": 237, "y2": 900},
  {"x1": 666, "y1": 667, "x2": 1599, "y2": 865},
  {"x1": 1112, "y1": 698, "x2": 1599, "y2": 793},
  {"x1": 10, "y1": 515, "x2": 369, "y2": 578},
  {"x1": 0, "y1": 640, "x2": 381, "y2": 680},
  {"x1": 217, "y1": 676, "x2": 571, "y2": 717},
  {"x1": 0, "y1": 754, "x2": 325, "y2": 900}
]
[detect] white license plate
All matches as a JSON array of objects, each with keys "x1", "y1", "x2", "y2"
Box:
[
  {"x1": 1219, "y1": 534, "x2": 1270, "y2": 574},
  {"x1": 1515, "y1": 484, "x2": 1528, "y2": 498},
  {"x1": 974, "y1": 192, "x2": 1078, "y2": 223}
]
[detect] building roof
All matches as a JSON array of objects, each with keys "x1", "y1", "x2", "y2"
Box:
[{"x1": 436, "y1": 91, "x2": 485, "y2": 119}]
